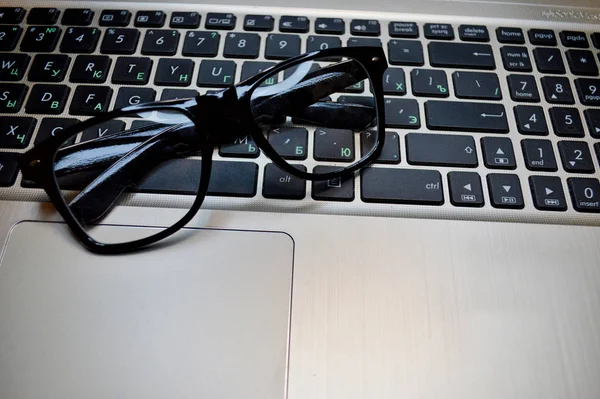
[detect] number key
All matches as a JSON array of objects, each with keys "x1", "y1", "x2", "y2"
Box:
[
  {"x1": 100, "y1": 28, "x2": 140, "y2": 54},
  {"x1": 0, "y1": 26, "x2": 22, "y2": 51},
  {"x1": 265, "y1": 34, "x2": 301, "y2": 60},
  {"x1": 514, "y1": 105, "x2": 548, "y2": 135},
  {"x1": 521, "y1": 139, "x2": 557, "y2": 171},
  {"x1": 541, "y1": 76, "x2": 574, "y2": 104},
  {"x1": 507, "y1": 74, "x2": 539, "y2": 102},
  {"x1": 575, "y1": 78, "x2": 600, "y2": 106},
  {"x1": 411, "y1": 69, "x2": 449, "y2": 97},
  {"x1": 307, "y1": 35, "x2": 341, "y2": 52},
  {"x1": 568, "y1": 178, "x2": 600, "y2": 212},
  {"x1": 60, "y1": 27, "x2": 100, "y2": 53},
  {"x1": 21, "y1": 26, "x2": 61, "y2": 52},
  {"x1": 141, "y1": 29, "x2": 180, "y2": 56},
  {"x1": 182, "y1": 31, "x2": 220, "y2": 57},
  {"x1": 558, "y1": 141, "x2": 594, "y2": 173},
  {"x1": 550, "y1": 107, "x2": 584, "y2": 137},
  {"x1": 223, "y1": 32, "x2": 260, "y2": 59}
]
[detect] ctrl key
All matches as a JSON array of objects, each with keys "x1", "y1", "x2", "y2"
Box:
[
  {"x1": 568, "y1": 178, "x2": 600, "y2": 212},
  {"x1": 361, "y1": 168, "x2": 443, "y2": 205},
  {"x1": 0, "y1": 152, "x2": 20, "y2": 187}
]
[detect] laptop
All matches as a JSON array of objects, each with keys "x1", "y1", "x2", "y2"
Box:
[{"x1": 0, "y1": 0, "x2": 599, "y2": 397}]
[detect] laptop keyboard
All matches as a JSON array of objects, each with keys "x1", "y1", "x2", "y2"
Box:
[{"x1": 1, "y1": 4, "x2": 600, "y2": 223}]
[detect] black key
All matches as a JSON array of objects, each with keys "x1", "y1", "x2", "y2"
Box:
[
  {"x1": 170, "y1": 12, "x2": 200, "y2": 29},
  {"x1": 99, "y1": 10, "x2": 131, "y2": 27},
  {"x1": 425, "y1": 100, "x2": 508, "y2": 133},
  {"x1": 81, "y1": 120, "x2": 125, "y2": 142},
  {"x1": 70, "y1": 55, "x2": 111, "y2": 83},
  {"x1": 576, "y1": 78, "x2": 600, "y2": 106},
  {"x1": 28, "y1": 8, "x2": 60, "y2": 25},
  {"x1": 0, "y1": 83, "x2": 26, "y2": 113},
  {"x1": 507, "y1": 74, "x2": 539, "y2": 102},
  {"x1": 382, "y1": 68, "x2": 406, "y2": 95},
  {"x1": 428, "y1": 42, "x2": 496, "y2": 70},
  {"x1": 314, "y1": 128, "x2": 354, "y2": 162},
  {"x1": 406, "y1": 133, "x2": 477, "y2": 167},
  {"x1": 593, "y1": 33, "x2": 600, "y2": 49},
  {"x1": 60, "y1": 27, "x2": 100, "y2": 53},
  {"x1": 541, "y1": 76, "x2": 574, "y2": 104},
  {"x1": 197, "y1": 60, "x2": 236, "y2": 87},
  {"x1": 550, "y1": 107, "x2": 584, "y2": 137},
  {"x1": 69, "y1": 86, "x2": 113, "y2": 115},
  {"x1": 182, "y1": 31, "x2": 220, "y2": 57},
  {"x1": 134, "y1": 11, "x2": 165, "y2": 28},
  {"x1": 28, "y1": 54, "x2": 69, "y2": 83},
  {"x1": 521, "y1": 139, "x2": 557, "y2": 171},
  {"x1": 0, "y1": 117, "x2": 36, "y2": 148},
  {"x1": 265, "y1": 34, "x2": 300, "y2": 59},
  {"x1": 384, "y1": 98, "x2": 420, "y2": 128},
  {"x1": 496, "y1": 27, "x2": 525, "y2": 44},
  {"x1": 241, "y1": 61, "x2": 275, "y2": 81},
  {"x1": 568, "y1": 178, "x2": 600, "y2": 212},
  {"x1": 315, "y1": 18, "x2": 344, "y2": 35},
  {"x1": 459, "y1": 25, "x2": 489, "y2": 42},
  {"x1": 558, "y1": 141, "x2": 594, "y2": 173},
  {"x1": 280, "y1": 16, "x2": 309, "y2": 33},
  {"x1": 311, "y1": 165, "x2": 354, "y2": 202},
  {"x1": 141, "y1": 29, "x2": 180, "y2": 56},
  {"x1": 205, "y1": 13, "x2": 236, "y2": 30},
  {"x1": 268, "y1": 127, "x2": 307, "y2": 160},
  {"x1": 0, "y1": 7, "x2": 25, "y2": 24},
  {"x1": 453, "y1": 71, "x2": 502, "y2": 100},
  {"x1": 528, "y1": 29, "x2": 556, "y2": 46},
  {"x1": 487, "y1": 174, "x2": 524, "y2": 209},
  {"x1": 514, "y1": 105, "x2": 548, "y2": 135},
  {"x1": 0, "y1": 53, "x2": 29, "y2": 81},
  {"x1": 307, "y1": 36, "x2": 341, "y2": 52},
  {"x1": 533, "y1": 48, "x2": 565, "y2": 74},
  {"x1": 112, "y1": 57, "x2": 152, "y2": 85},
  {"x1": 0, "y1": 152, "x2": 19, "y2": 187},
  {"x1": 244, "y1": 15, "x2": 274, "y2": 32},
  {"x1": 219, "y1": 135, "x2": 259, "y2": 158},
  {"x1": 0, "y1": 26, "x2": 22, "y2": 51},
  {"x1": 337, "y1": 96, "x2": 373, "y2": 106},
  {"x1": 500, "y1": 46, "x2": 532, "y2": 72},
  {"x1": 424, "y1": 23, "x2": 454, "y2": 40},
  {"x1": 389, "y1": 21, "x2": 418, "y2": 38},
  {"x1": 560, "y1": 31, "x2": 589, "y2": 48},
  {"x1": 481, "y1": 136, "x2": 516, "y2": 169},
  {"x1": 21, "y1": 26, "x2": 61, "y2": 52},
  {"x1": 25, "y1": 84, "x2": 69, "y2": 114},
  {"x1": 155, "y1": 59, "x2": 194, "y2": 86},
  {"x1": 448, "y1": 171, "x2": 484, "y2": 207},
  {"x1": 529, "y1": 176, "x2": 567, "y2": 211},
  {"x1": 388, "y1": 40, "x2": 424, "y2": 66},
  {"x1": 585, "y1": 109, "x2": 600, "y2": 138},
  {"x1": 350, "y1": 19, "x2": 379, "y2": 36},
  {"x1": 410, "y1": 69, "x2": 448, "y2": 97},
  {"x1": 223, "y1": 32, "x2": 260, "y2": 59},
  {"x1": 566, "y1": 50, "x2": 599, "y2": 76},
  {"x1": 160, "y1": 89, "x2": 198, "y2": 101},
  {"x1": 114, "y1": 87, "x2": 156, "y2": 109},
  {"x1": 360, "y1": 131, "x2": 400, "y2": 164},
  {"x1": 34, "y1": 117, "x2": 79, "y2": 145},
  {"x1": 348, "y1": 38, "x2": 382, "y2": 48},
  {"x1": 100, "y1": 28, "x2": 140, "y2": 54},
  {"x1": 361, "y1": 168, "x2": 444, "y2": 205},
  {"x1": 62, "y1": 9, "x2": 94, "y2": 26},
  {"x1": 263, "y1": 163, "x2": 306, "y2": 199}
]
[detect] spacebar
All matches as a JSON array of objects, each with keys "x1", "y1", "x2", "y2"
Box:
[
  {"x1": 425, "y1": 100, "x2": 509, "y2": 133},
  {"x1": 361, "y1": 168, "x2": 444, "y2": 205}
]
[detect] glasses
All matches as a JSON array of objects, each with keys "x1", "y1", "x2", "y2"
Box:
[{"x1": 19, "y1": 47, "x2": 388, "y2": 254}]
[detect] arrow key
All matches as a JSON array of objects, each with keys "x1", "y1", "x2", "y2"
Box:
[
  {"x1": 585, "y1": 109, "x2": 600, "y2": 138},
  {"x1": 514, "y1": 105, "x2": 548, "y2": 135},
  {"x1": 529, "y1": 176, "x2": 567, "y2": 211},
  {"x1": 448, "y1": 171, "x2": 484, "y2": 207},
  {"x1": 481, "y1": 137, "x2": 516, "y2": 169},
  {"x1": 487, "y1": 173, "x2": 524, "y2": 209},
  {"x1": 558, "y1": 141, "x2": 594, "y2": 173}
]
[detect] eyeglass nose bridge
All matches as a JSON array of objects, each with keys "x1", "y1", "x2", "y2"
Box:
[{"x1": 193, "y1": 88, "x2": 248, "y2": 146}]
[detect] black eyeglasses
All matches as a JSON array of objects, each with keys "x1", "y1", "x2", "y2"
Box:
[{"x1": 19, "y1": 46, "x2": 388, "y2": 254}]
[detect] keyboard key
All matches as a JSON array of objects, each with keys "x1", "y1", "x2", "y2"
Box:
[
  {"x1": 361, "y1": 168, "x2": 444, "y2": 205},
  {"x1": 60, "y1": 27, "x2": 100, "y2": 53},
  {"x1": 576, "y1": 78, "x2": 600, "y2": 106},
  {"x1": 550, "y1": 107, "x2": 584, "y2": 137},
  {"x1": 0, "y1": 152, "x2": 19, "y2": 187},
  {"x1": 585, "y1": 109, "x2": 600, "y2": 138},
  {"x1": 566, "y1": 50, "x2": 598, "y2": 76},
  {"x1": 388, "y1": 40, "x2": 423, "y2": 66},
  {"x1": 496, "y1": 27, "x2": 525, "y2": 44},
  {"x1": 541, "y1": 76, "x2": 574, "y2": 104},
  {"x1": 224, "y1": 32, "x2": 260, "y2": 58},
  {"x1": 114, "y1": 87, "x2": 156, "y2": 109},
  {"x1": 528, "y1": 29, "x2": 556, "y2": 46},
  {"x1": 507, "y1": 74, "x2": 540, "y2": 102},
  {"x1": 244, "y1": 15, "x2": 274, "y2": 32},
  {"x1": 262, "y1": 163, "x2": 305, "y2": 199},
  {"x1": 514, "y1": 105, "x2": 548, "y2": 135},
  {"x1": 155, "y1": 59, "x2": 193, "y2": 86},
  {"x1": 487, "y1": 174, "x2": 524, "y2": 209},
  {"x1": 112, "y1": 57, "x2": 152, "y2": 85},
  {"x1": 384, "y1": 98, "x2": 420, "y2": 128},
  {"x1": 0, "y1": 7, "x2": 25, "y2": 24},
  {"x1": 0, "y1": 117, "x2": 36, "y2": 148},
  {"x1": 568, "y1": 178, "x2": 600, "y2": 212},
  {"x1": 314, "y1": 128, "x2": 354, "y2": 162},
  {"x1": 389, "y1": 21, "x2": 418, "y2": 38},
  {"x1": 528, "y1": 176, "x2": 567, "y2": 211},
  {"x1": 160, "y1": 89, "x2": 198, "y2": 101},
  {"x1": 100, "y1": 28, "x2": 140, "y2": 54},
  {"x1": 25, "y1": 84, "x2": 69, "y2": 114},
  {"x1": 425, "y1": 100, "x2": 508, "y2": 133},
  {"x1": 500, "y1": 46, "x2": 532, "y2": 72},
  {"x1": 0, "y1": 83, "x2": 27, "y2": 113},
  {"x1": 205, "y1": 13, "x2": 236, "y2": 30},
  {"x1": 219, "y1": 135, "x2": 259, "y2": 158},
  {"x1": 382, "y1": 68, "x2": 406, "y2": 95},
  {"x1": 70, "y1": 55, "x2": 111, "y2": 83},
  {"x1": 453, "y1": 71, "x2": 501, "y2": 100},
  {"x1": 592, "y1": 33, "x2": 600, "y2": 49},
  {"x1": 28, "y1": 54, "x2": 69, "y2": 82},
  {"x1": 134, "y1": 11, "x2": 165, "y2": 28},
  {"x1": 481, "y1": 137, "x2": 516, "y2": 169},
  {"x1": 280, "y1": 16, "x2": 309, "y2": 33},
  {"x1": 521, "y1": 139, "x2": 557, "y2": 171},
  {"x1": 350, "y1": 19, "x2": 379, "y2": 36},
  {"x1": 348, "y1": 38, "x2": 382, "y2": 48},
  {"x1": 170, "y1": 12, "x2": 200, "y2": 29},
  {"x1": 142, "y1": 29, "x2": 180, "y2": 56},
  {"x1": 424, "y1": 23, "x2": 454, "y2": 40},
  {"x1": 99, "y1": 10, "x2": 131, "y2": 27},
  {"x1": 411, "y1": 69, "x2": 449, "y2": 97},
  {"x1": 459, "y1": 25, "x2": 489, "y2": 42},
  {"x1": 28, "y1": 8, "x2": 59, "y2": 25},
  {"x1": 62, "y1": 8, "x2": 94, "y2": 26},
  {"x1": 428, "y1": 42, "x2": 495, "y2": 70},
  {"x1": 448, "y1": 171, "x2": 484, "y2": 207},
  {"x1": 0, "y1": 53, "x2": 29, "y2": 81},
  {"x1": 34, "y1": 117, "x2": 79, "y2": 145},
  {"x1": 360, "y1": 131, "x2": 400, "y2": 164},
  {"x1": 559, "y1": 141, "x2": 594, "y2": 173},
  {"x1": 0, "y1": 26, "x2": 22, "y2": 51},
  {"x1": 265, "y1": 34, "x2": 300, "y2": 59},
  {"x1": 182, "y1": 31, "x2": 220, "y2": 57},
  {"x1": 560, "y1": 31, "x2": 589, "y2": 48},
  {"x1": 69, "y1": 86, "x2": 112, "y2": 115},
  {"x1": 307, "y1": 36, "x2": 341, "y2": 52},
  {"x1": 406, "y1": 133, "x2": 477, "y2": 167},
  {"x1": 240, "y1": 61, "x2": 276, "y2": 81},
  {"x1": 81, "y1": 120, "x2": 125, "y2": 142},
  {"x1": 197, "y1": 60, "x2": 236, "y2": 87},
  {"x1": 311, "y1": 165, "x2": 354, "y2": 202},
  {"x1": 21, "y1": 26, "x2": 61, "y2": 52},
  {"x1": 315, "y1": 18, "x2": 344, "y2": 35},
  {"x1": 268, "y1": 127, "x2": 307, "y2": 160},
  {"x1": 533, "y1": 48, "x2": 565, "y2": 74}
]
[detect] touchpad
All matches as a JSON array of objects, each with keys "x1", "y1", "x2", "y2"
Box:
[{"x1": 0, "y1": 222, "x2": 294, "y2": 399}]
